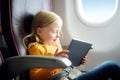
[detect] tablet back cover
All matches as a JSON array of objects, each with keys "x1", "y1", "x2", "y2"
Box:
[{"x1": 68, "y1": 39, "x2": 92, "y2": 66}]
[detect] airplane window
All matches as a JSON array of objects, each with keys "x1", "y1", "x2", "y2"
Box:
[{"x1": 75, "y1": 0, "x2": 118, "y2": 25}]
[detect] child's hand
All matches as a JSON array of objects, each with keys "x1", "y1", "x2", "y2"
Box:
[
  {"x1": 81, "y1": 56, "x2": 87, "y2": 65},
  {"x1": 54, "y1": 49, "x2": 69, "y2": 58}
]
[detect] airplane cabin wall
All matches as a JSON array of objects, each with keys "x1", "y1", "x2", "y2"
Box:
[{"x1": 52, "y1": 0, "x2": 120, "y2": 71}]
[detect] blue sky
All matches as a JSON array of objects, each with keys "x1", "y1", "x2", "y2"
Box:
[{"x1": 81, "y1": 0, "x2": 117, "y2": 22}]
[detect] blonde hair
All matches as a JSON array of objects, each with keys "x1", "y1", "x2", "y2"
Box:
[{"x1": 23, "y1": 11, "x2": 63, "y2": 48}]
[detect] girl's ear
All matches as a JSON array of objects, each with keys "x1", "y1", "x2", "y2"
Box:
[{"x1": 36, "y1": 27, "x2": 42, "y2": 35}]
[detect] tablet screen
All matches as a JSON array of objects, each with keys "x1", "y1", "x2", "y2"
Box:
[{"x1": 67, "y1": 39, "x2": 92, "y2": 66}]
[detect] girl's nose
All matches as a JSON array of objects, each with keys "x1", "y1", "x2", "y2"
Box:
[{"x1": 56, "y1": 33, "x2": 60, "y2": 38}]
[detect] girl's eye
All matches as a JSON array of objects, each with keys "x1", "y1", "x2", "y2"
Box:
[
  {"x1": 52, "y1": 31, "x2": 60, "y2": 35},
  {"x1": 51, "y1": 30, "x2": 57, "y2": 33},
  {"x1": 52, "y1": 31, "x2": 56, "y2": 33}
]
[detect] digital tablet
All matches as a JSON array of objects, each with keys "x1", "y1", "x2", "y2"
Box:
[{"x1": 67, "y1": 39, "x2": 92, "y2": 66}]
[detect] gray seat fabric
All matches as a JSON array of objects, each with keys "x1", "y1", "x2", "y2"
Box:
[{"x1": 0, "y1": 50, "x2": 10, "y2": 80}]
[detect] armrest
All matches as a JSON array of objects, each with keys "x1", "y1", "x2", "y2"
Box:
[{"x1": 6, "y1": 55, "x2": 72, "y2": 75}]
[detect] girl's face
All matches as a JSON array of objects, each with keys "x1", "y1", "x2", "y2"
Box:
[{"x1": 37, "y1": 19, "x2": 62, "y2": 45}]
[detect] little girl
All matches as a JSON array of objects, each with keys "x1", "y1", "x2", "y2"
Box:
[{"x1": 23, "y1": 11, "x2": 120, "y2": 80}]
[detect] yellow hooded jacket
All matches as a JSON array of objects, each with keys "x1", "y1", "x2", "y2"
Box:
[{"x1": 28, "y1": 42, "x2": 63, "y2": 80}]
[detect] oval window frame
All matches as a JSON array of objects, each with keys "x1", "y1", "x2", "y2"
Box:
[{"x1": 75, "y1": 0, "x2": 118, "y2": 27}]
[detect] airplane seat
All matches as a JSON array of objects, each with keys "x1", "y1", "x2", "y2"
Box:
[
  {"x1": 1, "y1": 0, "x2": 30, "y2": 79},
  {"x1": 0, "y1": 50, "x2": 11, "y2": 80},
  {"x1": 1, "y1": 0, "x2": 72, "y2": 80}
]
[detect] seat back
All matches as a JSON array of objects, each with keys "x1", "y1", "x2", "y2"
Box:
[
  {"x1": 1, "y1": 0, "x2": 52, "y2": 80},
  {"x1": 0, "y1": 50, "x2": 5, "y2": 79},
  {"x1": 0, "y1": 50, "x2": 11, "y2": 80},
  {"x1": 1, "y1": 0, "x2": 52, "y2": 56}
]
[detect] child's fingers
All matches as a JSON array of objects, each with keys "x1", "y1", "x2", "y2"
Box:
[
  {"x1": 55, "y1": 48, "x2": 59, "y2": 54},
  {"x1": 61, "y1": 50, "x2": 70, "y2": 53},
  {"x1": 54, "y1": 49, "x2": 69, "y2": 57}
]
